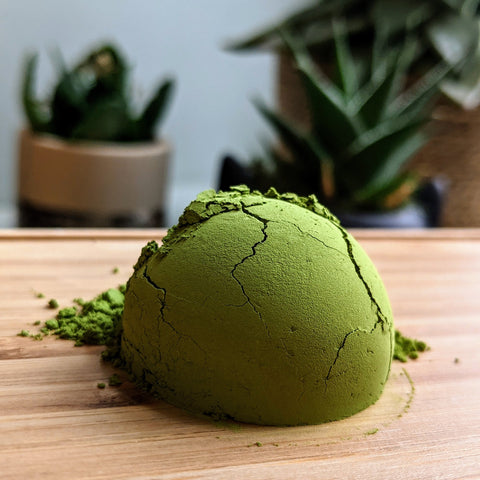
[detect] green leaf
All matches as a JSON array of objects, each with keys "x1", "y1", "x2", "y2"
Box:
[
  {"x1": 440, "y1": 39, "x2": 480, "y2": 108},
  {"x1": 347, "y1": 120, "x2": 428, "y2": 201},
  {"x1": 75, "y1": 44, "x2": 129, "y2": 99},
  {"x1": 225, "y1": 0, "x2": 362, "y2": 51},
  {"x1": 332, "y1": 18, "x2": 359, "y2": 99},
  {"x1": 284, "y1": 32, "x2": 363, "y2": 148},
  {"x1": 21, "y1": 54, "x2": 51, "y2": 132},
  {"x1": 389, "y1": 61, "x2": 451, "y2": 119},
  {"x1": 426, "y1": 12, "x2": 480, "y2": 67},
  {"x1": 134, "y1": 78, "x2": 175, "y2": 140},
  {"x1": 356, "y1": 172, "x2": 419, "y2": 209},
  {"x1": 354, "y1": 38, "x2": 418, "y2": 126},
  {"x1": 371, "y1": 0, "x2": 434, "y2": 38},
  {"x1": 254, "y1": 98, "x2": 335, "y2": 198},
  {"x1": 461, "y1": 0, "x2": 480, "y2": 15},
  {"x1": 70, "y1": 96, "x2": 130, "y2": 141}
]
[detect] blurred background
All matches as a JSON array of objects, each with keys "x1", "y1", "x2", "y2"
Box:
[
  {"x1": 3, "y1": 1, "x2": 480, "y2": 229},
  {"x1": 0, "y1": 0, "x2": 305, "y2": 228}
]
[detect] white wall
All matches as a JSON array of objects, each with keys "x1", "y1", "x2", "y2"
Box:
[{"x1": 0, "y1": 0, "x2": 304, "y2": 226}]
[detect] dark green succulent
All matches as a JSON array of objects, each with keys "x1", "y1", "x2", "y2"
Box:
[
  {"x1": 248, "y1": 28, "x2": 451, "y2": 211},
  {"x1": 22, "y1": 44, "x2": 175, "y2": 142},
  {"x1": 228, "y1": 0, "x2": 480, "y2": 108}
]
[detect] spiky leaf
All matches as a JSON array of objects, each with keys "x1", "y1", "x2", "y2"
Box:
[
  {"x1": 346, "y1": 119, "x2": 428, "y2": 202},
  {"x1": 285, "y1": 33, "x2": 363, "y2": 149},
  {"x1": 332, "y1": 18, "x2": 360, "y2": 99},
  {"x1": 134, "y1": 79, "x2": 175, "y2": 140},
  {"x1": 70, "y1": 96, "x2": 130, "y2": 141},
  {"x1": 22, "y1": 54, "x2": 51, "y2": 132}
]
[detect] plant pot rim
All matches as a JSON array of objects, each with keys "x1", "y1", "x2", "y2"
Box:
[{"x1": 21, "y1": 128, "x2": 171, "y2": 156}]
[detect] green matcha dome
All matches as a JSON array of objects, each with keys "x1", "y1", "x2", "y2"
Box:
[{"x1": 121, "y1": 186, "x2": 394, "y2": 426}]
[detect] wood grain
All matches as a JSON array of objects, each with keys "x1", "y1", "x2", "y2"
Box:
[{"x1": 0, "y1": 229, "x2": 479, "y2": 480}]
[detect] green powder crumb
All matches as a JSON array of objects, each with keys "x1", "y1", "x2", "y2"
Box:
[
  {"x1": 398, "y1": 367, "x2": 416, "y2": 418},
  {"x1": 45, "y1": 319, "x2": 59, "y2": 330},
  {"x1": 97, "y1": 382, "x2": 106, "y2": 389},
  {"x1": 31, "y1": 333, "x2": 43, "y2": 341},
  {"x1": 35, "y1": 292, "x2": 45, "y2": 299},
  {"x1": 33, "y1": 321, "x2": 41, "y2": 326},
  {"x1": 213, "y1": 420, "x2": 242, "y2": 432},
  {"x1": 365, "y1": 428, "x2": 379, "y2": 436},
  {"x1": 108, "y1": 374, "x2": 123, "y2": 386},
  {"x1": 112, "y1": 267, "x2": 119, "y2": 274},
  {"x1": 18, "y1": 330, "x2": 30, "y2": 337},
  {"x1": 25, "y1": 286, "x2": 126, "y2": 347},
  {"x1": 47, "y1": 299, "x2": 59, "y2": 309},
  {"x1": 394, "y1": 330, "x2": 428, "y2": 362},
  {"x1": 248, "y1": 442, "x2": 263, "y2": 448},
  {"x1": 454, "y1": 358, "x2": 460, "y2": 364}
]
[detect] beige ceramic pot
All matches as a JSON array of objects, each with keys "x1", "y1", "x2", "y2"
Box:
[{"x1": 18, "y1": 129, "x2": 171, "y2": 227}]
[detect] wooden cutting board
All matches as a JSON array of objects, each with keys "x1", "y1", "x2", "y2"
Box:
[{"x1": 0, "y1": 229, "x2": 479, "y2": 480}]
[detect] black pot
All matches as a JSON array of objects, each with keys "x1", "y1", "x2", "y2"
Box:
[{"x1": 333, "y1": 203, "x2": 429, "y2": 228}]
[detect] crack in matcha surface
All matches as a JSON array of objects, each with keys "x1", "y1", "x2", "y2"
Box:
[{"x1": 230, "y1": 207, "x2": 270, "y2": 335}]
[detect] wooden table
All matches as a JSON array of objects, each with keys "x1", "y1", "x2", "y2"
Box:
[{"x1": 0, "y1": 229, "x2": 479, "y2": 479}]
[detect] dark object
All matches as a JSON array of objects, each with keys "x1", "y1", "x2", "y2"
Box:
[
  {"x1": 413, "y1": 176, "x2": 449, "y2": 228},
  {"x1": 334, "y1": 203, "x2": 429, "y2": 228},
  {"x1": 218, "y1": 155, "x2": 255, "y2": 192},
  {"x1": 18, "y1": 201, "x2": 165, "y2": 228},
  {"x1": 218, "y1": 155, "x2": 447, "y2": 228}
]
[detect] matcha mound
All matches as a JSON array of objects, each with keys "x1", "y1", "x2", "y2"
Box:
[{"x1": 121, "y1": 186, "x2": 395, "y2": 426}]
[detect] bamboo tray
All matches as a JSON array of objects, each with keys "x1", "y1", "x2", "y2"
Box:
[{"x1": 0, "y1": 229, "x2": 479, "y2": 479}]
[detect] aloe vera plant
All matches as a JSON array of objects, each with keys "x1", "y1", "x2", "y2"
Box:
[
  {"x1": 248, "y1": 28, "x2": 451, "y2": 211},
  {"x1": 229, "y1": 0, "x2": 480, "y2": 108},
  {"x1": 22, "y1": 44, "x2": 175, "y2": 142}
]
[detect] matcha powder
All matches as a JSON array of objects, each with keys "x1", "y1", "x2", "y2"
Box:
[
  {"x1": 26, "y1": 254, "x2": 428, "y2": 367},
  {"x1": 33, "y1": 287, "x2": 125, "y2": 350}
]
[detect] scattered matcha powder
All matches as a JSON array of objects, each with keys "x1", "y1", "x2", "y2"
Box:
[
  {"x1": 393, "y1": 330, "x2": 429, "y2": 362},
  {"x1": 47, "y1": 298, "x2": 59, "y2": 309},
  {"x1": 33, "y1": 321, "x2": 41, "y2": 326},
  {"x1": 21, "y1": 286, "x2": 126, "y2": 350},
  {"x1": 112, "y1": 267, "x2": 119, "y2": 274},
  {"x1": 399, "y1": 367, "x2": 416, "y2": 417},
  {"x1": 97, "y1": 382, "x2": 106, "y2": 389},
  {"x1": 108, "y1": 373, "x2": 123, "y2": 386},
  {"x1": 35, "y1": 292, "x2": 45, "y2": 299}
]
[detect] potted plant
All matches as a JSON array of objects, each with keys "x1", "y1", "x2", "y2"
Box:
[
  {"x1": 18, "y1": 43, "x2": 175, "y2": 227},
  {"x1": 227, "y1": 0, "x2": 480, "y2": 226},
  {"x1": 220, "y1": 27, "x2": 449, "y2": 227}
]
